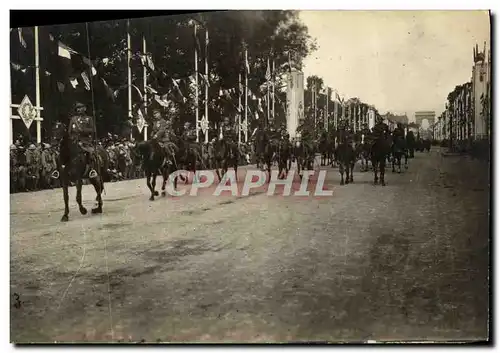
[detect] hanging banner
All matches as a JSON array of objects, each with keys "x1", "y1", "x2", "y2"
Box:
[
  {"x1": 136, "y1": 109, "x2": 145, "y2": 133},
  {"x1": 286, "y1": 70, "x2": 304, "y2": 139},
  {"x1": 18, "y1": 95, "x2": 37, "y2": 129}
]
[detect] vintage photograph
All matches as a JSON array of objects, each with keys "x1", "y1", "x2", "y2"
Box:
[{"x1": 9, "y1": 10, "x2": 490, "y2": 343}]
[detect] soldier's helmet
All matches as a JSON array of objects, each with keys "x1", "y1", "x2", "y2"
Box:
[
  {"x1": 28, "y1": 144, "x2": 36, "y2": 150},
  {"x1": 44, "y1": 143, "x2": 51, "y2": 149},
  {"x1": 10, "y1": 144, "x2": 16, "y2": 150}
]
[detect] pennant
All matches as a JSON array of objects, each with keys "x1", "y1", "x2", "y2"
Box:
[
  {"x1": 11, "y1": 62, "x2": 22, "y2": 71},
  {"x1": 56, "y1": 82, "x2": 65, "y2": 92},
  {"x1": 171, "y1": 78, "x2": 185, "y2": 100},
  {"x1": 265, "y1": 58, "x2": 271, "y2": 83},
  {"x1": 81, "y1": 71, "x2": 90, "y2": 90},
  {"x1": 147, "y1": 55, "x2": 155, "y2": 71},
  {"x1": 58, "y1": 43, "x2": 72, "y2": 60},
  {"x1": 18, "y1": 28, "x2": 27, "y2": 48},
  {"x1": 102, "y1": 57, "x2": 110, "y2": 66},
  {"x1": 70, "y1": 77, "x2": 78, "y2": 89},
  {"x1": 101, "y1": 78, "x2": 114, "y2": 100}
]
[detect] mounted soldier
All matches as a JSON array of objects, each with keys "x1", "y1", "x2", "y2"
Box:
[
  {"x1": 150, "y1": 106, "x2": 179, "y2": 158},
  {"x1": 68, "y1": 102, "x2": 99, "y2": 179}
]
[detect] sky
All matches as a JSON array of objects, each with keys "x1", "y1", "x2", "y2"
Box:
[{"x1": 299, "y1": 10, "x2": 490, "y2": 122}]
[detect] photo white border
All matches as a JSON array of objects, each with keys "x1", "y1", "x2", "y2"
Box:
[{"x1": 2, "y1": 1, "x2": 497, "y2": 352}]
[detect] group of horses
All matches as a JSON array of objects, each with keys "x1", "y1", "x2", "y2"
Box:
[{"x1": 53, "y1": 123, "x2": 419, "y2": 223}]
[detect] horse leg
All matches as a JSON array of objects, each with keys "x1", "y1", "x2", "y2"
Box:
[
  {"x1": 373, "y1": 159, "x2": 379, "y2": 185},
  {"x1": 61, "y1": 182, "x2": 70, "y2": 222},
  {"x1": 350, "y1": 161, "x2": 354, "y2": 183},
  {"x1": 152, "y1": 172, "x2": 159, "y2": 197},
  {"x1": 146, "y1": 171, "x2": 154, "y2": 199},
  {"x1": 233, "y1": 159, "x2": 238, "y2": 183},
  {"x1": 380, "y1": 158, "x2": 387, "y2": 186},
  {"x1": 404, "y1": 152, "x2": 408, "y2": 169},
  {"x1": 91, "y1": 176, "x2": 104, "y2": 214},
  {"x1": 161, "y1": 167, "x2": 168, "y2": 197},
  {"x1": 339, "y1": 162, "x2": 345, "y2": 185},
  {"x1": 397, "y1": 154, "x2": 402, "y2": 174},
  {"x1": 75, "y1": 179, "x2": 88, "y2": 215}
]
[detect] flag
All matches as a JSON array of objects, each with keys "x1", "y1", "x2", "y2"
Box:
[
  {"x1": 56, "y1": 81, "x2": 65, "y2": 92},
  {"x1": 245, "y1": 49, "x2": 250, "y2": 74},
  {"x1": 147, "y1": 55, "x2": 155, "y2": 71},
  {"x1": 69, "y1": 77, "x2": 78, "y2": 89},
  {"x1": 58, "y1": 42, "x2": 73, "y2": 60},
  {"x1": 18, "y1": 28, "x2": 27, "y2": 48},
  {"x1": 265, "y1": 58, "x2": 271, "y2": 83},
  {"x1": 81, "y1": 71, "x2": 90, "y2": 90}
]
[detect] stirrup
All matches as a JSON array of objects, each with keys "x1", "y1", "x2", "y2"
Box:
[
  {"x1": 51, "y1": 170, "x2": 60, "y2": 179},
  {"x1": 89, "y1": 169, "x2": 98, "y2": 179}
]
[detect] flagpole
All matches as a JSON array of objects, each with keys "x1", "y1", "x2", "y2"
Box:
[
  {"x1": 313, "y1": 83, "x2": 316, "y2": 136},
  {"x1": 127, "y1": 19, "x2": 132, "y2": 140},
  {"x1": 35, "y1": 26, "x2": 41, "y2": 144},
  {"x1": 238, "y1": 73, "x2": 242, "y2": 145},
  {"x1": 266, "y1": 57, "x2": 270, "y2": 128},
  {"x1": 204, "y1": 28, "x2": 209, "y2": 144},
  {"x1": 194, "y1": 23, "x2": 199, "y2": 143},
  {"x1": 244, "y1": 49, "x2": 248, "y2": 143},
  {"x1": 272, "y1": 60, "x2": 275, "y2": 124},
  {"x1": 325, "y1": 87, "x2": 329, "y2": 132},
  {"x1": 143, "y1": 35, "x2": 148, "y2": 141}
]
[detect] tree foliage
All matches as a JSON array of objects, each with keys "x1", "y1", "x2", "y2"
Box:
[{"x1": 10, "y1": 11, "x2": 316, "y2": 140}]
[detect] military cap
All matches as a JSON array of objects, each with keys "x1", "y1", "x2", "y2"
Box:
[{"x1": 75, "y1": 102, "x2": 86, "y2": 109}]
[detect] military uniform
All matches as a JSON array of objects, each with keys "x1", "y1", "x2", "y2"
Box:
[
  {"x1": 68, "y1": 102, "x2": 98, "y2": 178},
  {"x1": 151, "y1": 112, "x2": 179, "y2": 157}
]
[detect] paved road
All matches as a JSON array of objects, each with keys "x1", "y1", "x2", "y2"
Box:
[{"x1": 10, "y1": 148, "x2": 489, "y2": 343}]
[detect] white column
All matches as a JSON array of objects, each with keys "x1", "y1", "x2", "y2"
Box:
[
  {"x1": 127, "y1": 19, "x2": 132, "y2": 140},
  {"x1": 35, "y1": 26, "x2": 41, "y2": 144}
]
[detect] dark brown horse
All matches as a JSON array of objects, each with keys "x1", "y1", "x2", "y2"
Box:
[
  {"x1": 334, "y1": 128, "x2": 356, "y2": 185},
  {"x1": 56, "y1": 126, "x2": 108, "y2": 222},
  {"x1": 135, "y1": 140, "x2": 179, "y2": 201},
  {"x1": 214, "y1": 137, "x2": 239, "y2": 183}
]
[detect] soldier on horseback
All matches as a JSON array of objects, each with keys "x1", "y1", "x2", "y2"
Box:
[
  {"x1": 68, "y1": 102, "x2": 98, "y2": 179},
  {"x1": 150, "y1": 107, "x2": 178, "y2": 157}
]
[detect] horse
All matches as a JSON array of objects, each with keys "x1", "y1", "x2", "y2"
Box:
[
  {"x1": 254, "y1": 129, "x2": 274, "y2": 182},
  {"x1": 135, "y1": 140, "x2": 179, "y2": 201},
  {"x1": 276, "y1": 137, "x2": 292, "y2": 180},
  {"x1": 391, "y1": 132, "x2": 408, "y2": 173},
  {"x1": 369, "y1": 129, "x2": 391, "y2": 186},
  {"x1": 292, "y1": 137, "x2": 316, "y2": 180},
  {"x1": 56, "y1": 129, "x2": 109, "y2": 222},
  {"x1": 334, "y1": 129, "x2": 356, "y2": 185},
  {"x1": 213, "y1": 136, "x2": 239, "y2": 183},
  {"x1": 318, "y1": 131, "x2": 331, "y2": 167}
]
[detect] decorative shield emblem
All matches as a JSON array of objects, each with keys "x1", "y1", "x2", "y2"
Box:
[
  {"x1": 18, "y1": 95, "x2": 37, "y2": 129},
  {"x1": 200, "y1": 115, "x2": 209, "y2": 134},
  {"x1": 136, "y1": 109, "x2": 145, "y2": 133}
]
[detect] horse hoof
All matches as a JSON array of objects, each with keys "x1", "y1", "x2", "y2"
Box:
[
  {"x1": 340, "y1": 181, "x2": 344, "y2": 186},
  {"x1": 382, "y1": 182, "x2": 386, "y2": 186},
  {"x1": 80, "y1": 207, "x2": 88, "y2": 215},
  {"x1": 161, "y1": 191, "x2": 166, "y2": 197},
  {"x1": 91, "y1": 207, "x2": 102, "y2": 214},
  {"x1": 350, "y1": 179, "x2": 354, "y2": 183},
  {"x1": 149, "y1": 196, "x2": 155, "y2": 201},
  {"x1": 154, "y1": 191, "x2": 159, "y2": 196},
  {"x1": 374, "y1": 180, "x2": 378, "y2": 185},
  {"x1": 398, "y1": 170, "x2": 401, "y2": 174},
  {"x1": 61, "y1": 215, "x2": 69, "y2": 222}
]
